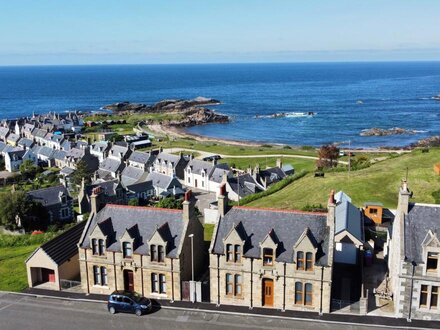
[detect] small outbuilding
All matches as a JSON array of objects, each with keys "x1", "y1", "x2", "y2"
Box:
[
  {"x1": 363, "y1": 202, "x2": 384, "y2": 224},
  {"x1": 26, "y1": 221, "x2": 86, "y2": 291},
  {"x1": 434, "y1": 163, "x2": 440, "y2": 175}
]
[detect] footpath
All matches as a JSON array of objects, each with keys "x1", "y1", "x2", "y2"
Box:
[{"x1": 3, "y1": 288, "x2": 436, "y2": 329}]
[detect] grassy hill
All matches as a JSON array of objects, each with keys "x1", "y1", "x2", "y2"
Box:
[{"x1": 248, "y1": 148, "x2": 440, "y2": 210}]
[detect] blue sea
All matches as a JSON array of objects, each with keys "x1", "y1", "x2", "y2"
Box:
[{"x1": 1, "y1": 62, "x2": 440, "y2": 147}]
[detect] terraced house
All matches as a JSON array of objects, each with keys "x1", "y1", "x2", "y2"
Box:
[
  {"x1": 78, "y1": 190, "x2": 205, "y2": 301},
  {"x1": 209, "y1": 185, "x2": 335, "y2": 313},
  {"x1": 388, "y1": 180, "x2": 440, "y2": 321}
]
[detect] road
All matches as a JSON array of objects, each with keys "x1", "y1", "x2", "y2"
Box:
[{"x1": 0, "y1": 293, "x2": 390, "y2": 330}]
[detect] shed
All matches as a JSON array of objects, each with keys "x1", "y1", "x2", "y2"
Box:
[
  {"x1": 363, "y1": 202, "x2": 384, "y2": 224},
  {"x1": 26, "y1": 221, "x2": 86, "y2": 291}
]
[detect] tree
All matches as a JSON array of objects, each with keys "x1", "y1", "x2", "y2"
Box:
[
  {"x1": 72, "y1": 159, "x2": 92, "y2": 187},
  {"x1": 155, "y1": 197, "x2": 183, "y2": 210},
  {"x1": 0, "y1": 191, "x2": 48, "y2": 231},
  {"x1": 20, "y1": 159, "x2": 38, "y2": 180},
  {"x1": 316, "y1": 144, "x2": 339, "y2": 169}
]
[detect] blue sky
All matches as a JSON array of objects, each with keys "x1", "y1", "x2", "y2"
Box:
[{"x1": 1, "y1": 0, "x2": 440, "y2": 65}]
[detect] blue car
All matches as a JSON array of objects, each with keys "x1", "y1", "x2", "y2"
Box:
[{"x1": 108, "y1": 291, "x2": 152, "y2": 316}]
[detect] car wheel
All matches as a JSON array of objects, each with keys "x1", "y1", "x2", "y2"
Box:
[
  {"x1": 109, "y1": 307, "x2": 116, "y2": 314},
  {"x1": 135, "y1": 309, "x2": 142, "y2": 317}
]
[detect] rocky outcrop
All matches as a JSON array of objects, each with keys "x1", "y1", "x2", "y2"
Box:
[
  {"x1": 360, "y1": 127, "x2": 418, "y2": 137},
  {"x1": 103, "y1": 97, "x2": 228, "y2": 127},
  {"x1": 433, "y1": 94, "x2": 440, "y2": 101},
  {"x1": 411, "y1": 136, "x2": 440, "y2": 148},
  {"x1": 104, "y1": 97, "x2": 221, "y2": 113}
]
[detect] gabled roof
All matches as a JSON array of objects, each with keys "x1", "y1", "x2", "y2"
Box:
[
  {"x1": 26, "y1": 221, "x2": 86, "y2": 265},
  {"x1": 335, "y1": 201, "x2": 363, "y2": 243},
  {"x1": 227, "y1": 173, "x2": 263, "y2": 197},
  {"x1": 147, "y1": 172, "x2": 181, "y2": 190},
  {"x1": 259, "y1": 167, "x2": 286, "y2": 185},
  {"x1": 32, "y1": 145, "x2": 55, "y2": 158},
  {"x1": 7, "y1": 133, "x2": 20, "y2": 142},
  {"x1": 27, "y1": 185, "x2": 71, "y2": 207},
  {"x1": 212, "y1": 207, "x2": 329, "y2": 264},
  {"x1": 99, "y1": 158, "x2": 124, "y2": 173},
  {"x1": 109, "y1": 145, "x2": 129, "y2": 158},
  {"x1": 405, "y1": 203, "x2": 440, "y2": 263},
  {"x1": 209, "y1": 165, "x2": 231, "y2": 183},
  {"x1": 186, "y1": 159, "x2": 215, "y2": 175},
  {"x1": 155, "y1": 152, "x2": 180, "y2": 165},
  {"x1": 18, "y1": 138, "x2": 34, "y2": 148},
  {"x1": 121, "y1": 166, "x2": 147, "y2": 186},
  {"x1": 91, "y1": 141, "x2": 109, "y2": 153},
  {"x1": 79, "y1": 204, "x2": 185, "y2": 258},
  {"x1": 129, "y1": 151, "x2": 154, "y2": 165}
]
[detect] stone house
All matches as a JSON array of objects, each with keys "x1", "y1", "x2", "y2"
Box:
[
  {"x1": 209, "y1": 185, "x2": 335, "y2": 313},
  {"x1": 90, "y1": 141, "x2": 111, "y2": 162},
  {"x1": 4, "y1": 149, "x2": 36, "y2": 172},
  {"x1": 78, "y1": 190, "x2": 205, "y2": 301},
  {"x1": 78, "y1": 178, "x2": 126, "y2": 214},
  {"x1": 387, "y1": 180, "x2": 440, "y2": 321},
  {"x1": 146, "y1": 171, "x2": 185, "y2": 198},
  {"x1": 184, "y1": 159, "x2": 231, "y2": 192},
  {"x1": 152, "y1": 152, "x2": 188, "y2": 179},
  {"x1": 27, "y1": 185, "x2": 74, "y2": 223}
]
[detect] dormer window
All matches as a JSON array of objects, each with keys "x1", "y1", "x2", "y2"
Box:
[
  {"x1": 151, "y1": 244, "x2": 165, "y2": 262},
  {"x1": 296, "y1": 251, "x2": 304, "y2": 270},
  {"x1": 427, "y1": 252, "x2": 438, "y2": 272},
  {"x1": 226, "y1": 244, "x2": 242, "y2": 263},
  {"x1": 123, "y1": 242, "x2": 132, "y2": 258},
  {"x1": 92, "y1": 238, "x2": 105, "y2": 256},
  {"x1": 263, "y1": 248, "x2": 273, "y2": 266},
  {"x1": 306, "y1": 252, "x2": 314, "y2": 271},
  {"x1": 99, "y1": 239, "x2": 106, "y2": 255}
]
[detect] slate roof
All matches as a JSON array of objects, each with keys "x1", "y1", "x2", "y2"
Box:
[
  {"x1": 227, "y1": 173, "x2": 263, "y2": 197},
  {"x1": 7, "y1": 133, "x2": 20, "y2": 143},
  {"x1": 212, "y1": 207, "x2": 329, "y2": 264},
  {"x1": 147, "y1": 172, "x2": 181, "y2": 190},
  {"x1": 33, "y1": 128, "x2": 48, "y2": 138},
  {"x1": 155, "y1": 152, "x2": 180, "y2": 166},
  {"x1": 335, "y1": 191, "x2": 352, "y2": 204},
  {"x1": 121, "y1": 166, "x2": 147, "y2": 186},
  {"x1": 60, "y1": 167, "x2": 75, "y2": 176},
  {"x1": 17, "y1": 138, "x2": 34, "y2": 149},
  {"x1": 53, "y1": 149, "x2": 67, "y2": 161},
  {"x1": 186, "y1": 159, "x2": 215, "y2": 175},
  {"x1": 404, "y1": 203, "x2": 440, "y2": 263},
  {"x1": 27, "y1": 185, "x2": 71, "y2": 207},
  {"x1": 126, "y1": 180, "x2": 154, "y2": 193},
  {"x1": 79, "y1": 204, "x2": 185, "y2": 258},
  {"x1": 33, "y1": 145, "x2": 55, "y2": 158},
  {"x1": 129, "y1": 151, "x2": 154, "y2": 165},
  {"x1": 260, "y1": 167, "x2": 286, "y2": 185},
  {"x1": 88, "y1": 179, "x2": 121, "y2": 197},
  {"x1": 91, "y1": 141, "x2": 109, "y2": 153},
  {"x1": 335, "y1": 201, "x2": 363, "y2": 243},
  {"x1": 282, "y1": 164, "x2": 295, "y2": 175},
  {"x1": 209, "y1": 164, "x2": 231, "y2": 183},
  {"x1": 0, "y1": 141, "x2": 6, "y2": 153},
  {"x1": 6, "y1": 149, "x2": 27, "y2": 161},
  {"x1": 26, "y1": 221, "x2": 86, "y2": 266},
  {"x1": 109, "y1": 145, "x2": 130, "y2": 159},
  {"x1": 99, "y1": 158, "x2": 124, "y2": 174},
  {"x1": 23, "y1": 123, "x2": 35, "y2": 132}
]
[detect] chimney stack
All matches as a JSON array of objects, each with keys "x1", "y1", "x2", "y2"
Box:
[
  {"x1": 90, "y1": 186, "x2": 104, "y2": 215},
  {"x1": 276, "y1": 158, "x2": 283, "y2": 169},
  {"x1": 183, "y1": 190, "x2": 194, "y2": 222},
  {"x1": 398, "y1": 179, "x2": 412, "y2": 216},
  {"x1": 218, "y1": 183, "x2": 229, "y2": 217}
]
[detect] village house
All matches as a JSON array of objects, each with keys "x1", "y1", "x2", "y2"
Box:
[
  {"x1": 209, "y1": 185, "x2": 335, "y2": 313},
  {"x1": 90, "y1": 141, "x2": 111, "y2": 162},
  {"x1": 4, "y1": 149, "x2": 36, "y2": 172},
  {"x1": 222, "y1": 173, "x2": 264, "y2": 202},
  {"x1": 27, "y1": 185, "x2": 74, "y2": 223},
  {"x1": 184, "y1": 159, "x2": 232, "y2": 193},
  {"x1": 152, "y1": 152, "x2": 188, "y2": 179},
  {"x1": 78, "y1": 190, "x2": 205, "y2": 301},
  {"x1": 6, "y1": 133, "x2": 21, "y2": 146},
  {"x1": 78, "y1": 177, "x2": 126, "y2": 214},
  {"x1": 146, "y1": 171, "x2": 185, "y2": 198},
  {"x1": 387, "y1": 180, "x2": 440, "y2": 321}
]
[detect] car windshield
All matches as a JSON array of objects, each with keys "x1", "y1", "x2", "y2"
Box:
[{"x1": 127, "y1": 292, "x2": 143, "y2": 303}]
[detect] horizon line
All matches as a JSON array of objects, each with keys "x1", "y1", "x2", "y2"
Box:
[{"x1": 1, "y1": 59, "x2": 440, "y2": 68}]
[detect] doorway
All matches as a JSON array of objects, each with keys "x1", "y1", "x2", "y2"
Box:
[
  {"x1": 262, "y1": 278, "x2": 274, "y2": 307},
  {"x1": 123, "y1": 270, "x2": 134, "y2": 292}
]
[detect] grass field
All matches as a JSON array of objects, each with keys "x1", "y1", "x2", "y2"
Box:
[
  {"x1": 222, "y1": 156, "x2": 316, "y2": 173},
  {"x1": 204, "y1": 224, "x2": 215, "y2": 243},
  {"x1": 248, "y1": 148, "x2": 440, "y2": 210},
  {"x1": 0, "y1": 245, "x2": 38, "y2": 292}
]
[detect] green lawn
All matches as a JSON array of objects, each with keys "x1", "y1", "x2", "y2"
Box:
[
  {"x1": 248, "y1": 148, "x2": 440, "y2": 210},
  {"x1": 0, "y1": 245, "x2": 38, "y2": 292},
  {"x1": 222, "y1": 157, "x2": 316, "y2": 173},
  {"x1": 204, "y1": 224, "x2": 215, "y2": 243}
]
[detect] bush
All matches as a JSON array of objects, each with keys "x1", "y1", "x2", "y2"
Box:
[
  {"x1": 301, "y1": 145, "x2": 315, "y2": 151},
  {"x1": 236, "y1": 170, "x2": 308, "y2": 205},
  {"x1": 0, "y1": 232, "x2": 58, "y2": 248},
  {"x1": 282, "y1": 145, "x2": 292, "y2": 149},
  {"x1": 302, "y1": 204, "x2": 327, "y2": 212},
  {"x1": 261, "y1": 144, "x2": 272, "y2": 148}
]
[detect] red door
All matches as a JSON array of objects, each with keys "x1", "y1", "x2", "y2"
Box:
[
  {"x1": 41, "y1": 268, "x2": 55, "y2": 283},
  {"x1": 124, "y1": 270, "x2": 134, "y2": 292}
]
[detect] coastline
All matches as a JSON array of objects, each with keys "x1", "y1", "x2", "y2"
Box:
[{"x1": 147, "y1": 123, "x2": 414, "y2": 152}]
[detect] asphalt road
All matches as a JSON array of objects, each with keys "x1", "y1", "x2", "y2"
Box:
[{"x1": 0, "y1": 293, "x2": 395, "y2": 330}]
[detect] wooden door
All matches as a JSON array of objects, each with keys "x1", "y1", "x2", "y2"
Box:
[
  {"x1": 124, "y1": 270, "x2": 134, "y2": 292},
  {"x1": 262, "y1": 279, "x2": 274, "y2": 307}
]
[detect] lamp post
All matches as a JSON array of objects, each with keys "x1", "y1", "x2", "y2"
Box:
[{"x1": 188, "y1": 234, "x2": 194, "y2": 281}]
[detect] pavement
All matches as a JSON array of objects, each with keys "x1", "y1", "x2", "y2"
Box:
[{"x1": 0, "y1": 289, "x2": 438, "y2": 329}]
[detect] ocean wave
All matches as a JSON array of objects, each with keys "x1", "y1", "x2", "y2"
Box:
[{"x1": 255, "y1": 111, "x2": 316, "y2": 119}]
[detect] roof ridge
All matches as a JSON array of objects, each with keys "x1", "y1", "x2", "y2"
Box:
[
  {"x1": 106, "y1": 204, "x2": 183, "y2": 213},
  {"x1": 233, "y1": 205, "x2": 327, "y2": 216}
]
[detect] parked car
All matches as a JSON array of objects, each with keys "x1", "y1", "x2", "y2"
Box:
[
  {"x1": 203, "y1": 154, "x2": 222, "y2": 161},
  {"x1": 108, "y1": 291, "x2": 152, "y2": 316}
]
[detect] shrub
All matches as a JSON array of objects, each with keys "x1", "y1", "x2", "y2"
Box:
[
  {"x1": 0, "y1": 232, "x2": 58, "y2": 248},
  {"x1": 282, "y1": 145, "x2": 292, "y2": 149},
  {"x1": 302, "y1": 204, "x2": 327, "y2": 212},
  {"x1": 236, "y1": 170, "x2": 308, "y2": 205}
]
